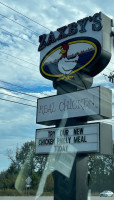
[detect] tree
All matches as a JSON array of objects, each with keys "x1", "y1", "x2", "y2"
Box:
[
  {"x1": 1, "y1": 141, "x2": 114, "y2": 195},
  {"x1": 7, "y1": 141, "x2": 48, "y2": 174},
  {"x1": 0, "y1": 141, "x2": 48, "y2": 193},
  {"x1": 88, "y1": 153, "x2": 114, "y2": 193}
]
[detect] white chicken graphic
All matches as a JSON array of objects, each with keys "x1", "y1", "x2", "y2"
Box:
[{"x1": 58, "y1": 43, "x2": 79, "y2": 75}]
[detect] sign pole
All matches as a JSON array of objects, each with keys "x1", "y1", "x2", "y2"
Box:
[
  {"x1": 53, "y1": 86, "x2": 88, "y2": 200},
  {"x1": 54, "y1": 154, "x2": 88, "y2": 200}
]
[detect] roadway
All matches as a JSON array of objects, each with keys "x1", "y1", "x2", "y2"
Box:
[{"x1": 0, "y1": 196, "x2": 114, "y2": 200}]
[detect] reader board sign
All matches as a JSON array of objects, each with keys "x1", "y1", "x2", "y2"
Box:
[
  {"x1": 35, "y1": 123, "x2": 112, "y2": 155},
  {"x1": 38, "y1": 12, "x2": 112, "y2": 82},
  {"x1": 36, "y1": 86, "x2": 112, "y2": 125}
]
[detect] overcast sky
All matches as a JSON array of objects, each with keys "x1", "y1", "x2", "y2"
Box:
[{"x1": 0, "y1": 0, "x2": 114, "y2": 172}]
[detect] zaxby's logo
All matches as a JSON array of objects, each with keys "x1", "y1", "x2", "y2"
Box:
[{"x1": 40, "y1": 37, "x2": 101, "y2": 81}]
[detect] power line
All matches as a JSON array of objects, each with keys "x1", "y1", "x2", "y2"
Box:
[
  {"x1": 1, "y1": 57, "x2": 38, "y2": 72},
  {"x1": 0, "y1": 55, "x2": 113, "y2": 93},
  {"x1": 0, "y1": 2, "x2": 114, "y2": 73},
  {"x1": 0, "y1": 86, "x2": 55, "y2": 100},
  {"x1": 0, "y1": 80, "x2": 39, "y2": 93},
  {"x1": 0, "y1": 49, "x2": 113, "y2": 77},
  {"x1": 0, "y1": 50, "x2": 38, "y2": 67},
  {"x1": 0, "y1": 96, "x2": 113, "y2": 111},
  {"x1": 0, "y1": 97, "x2": 36, "y2": 108},
  {"x1": 0, "y1": 91, "x2": 36, "y2": 103},
  {"x1": 0, "y1": 13, "x2": 39, "y2": 35},
  {"x1": 110, "y1": 61, "x2": 114, "y2": 67},
  {"x1": 0, "y1": 27, "x2": 38, "y2": 46},
  {"x1": 1, "y1": 37, "x2": 112, "y2": 75},
  {"x1": 105, "y1": 67, "x2": 114, "y2": 72},
  {"x1": 0, "y1": 79, "x2": 55, "y2": 97},
  {"x1": 0, "y1": 1, "x2": 51, "y2": 31},
  {"x1": 0, "y1": 86, "x2": 38, "y2": 98}
]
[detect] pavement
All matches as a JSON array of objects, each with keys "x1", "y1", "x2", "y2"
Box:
[
  {"x1": 0, "y1": 197, "x2": 53, "y2": 200},
  {"x1": 0, "y1": 196, "x2": 114, "y2": 200}
]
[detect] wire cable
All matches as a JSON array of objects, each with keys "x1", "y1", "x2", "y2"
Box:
[
  {"x1": 0, "y1": 86, "x2": 55, "y2": 101},
  {"x1": 0, "y1": 80, "x2": 39, "y2": 93},
  {"x1": 0, "y1": 91, "x2": 36, "y2": 103},
  {"x1": 0, "y1": 1, "x2": 51, "y2": 31},
  {"x1": 0, "y1": 86, "x2": 54, "y2": 99},
  {"x1": 0, "y1": 96, "x2": 113, "y2": 110},
  {"x1": 0, "y1": 27, "x2": 38, "y2": 46},
  {"x1": 0, "y1": 79, "x2": 55, "y2": 96},
  {"x1": 0, "y1": 79, "x2": 55, "y2": 98},
  {"x1": 0, "y1": 86, "x2": 38, "y2": 98},
  {"x1": 0, "y1": 97, "x2": 36, "y2": 107},
  {"x1": 110, "y1": 61, "x2": 114, "y2": 67},
  {"x1": 0, "y1": 50, "x2": 38, "y2": 67},
  {"x1": 0, "y1": 13, "x2": 39, "y2": 36},
  {"x1": 105, "y1": 67, "x2": 114, "y2": 72},
  {"x1": 1, "y1": 57, "x2": 38, "y2": 72}
]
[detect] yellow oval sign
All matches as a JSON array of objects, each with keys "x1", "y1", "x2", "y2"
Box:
[{"x1": 40, "y1": 37, "x2": 101, "y2": 81}]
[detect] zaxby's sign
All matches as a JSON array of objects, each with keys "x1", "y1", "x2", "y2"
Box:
[
  {"x1": 38, "y1": 12, "x2": 112, "y2": 82},
  {"x1": 35, "y1": 123, "x2": 112, "y2": 155},
  {"x1": 36, "y1": 86, "x2": 112, "y2": 125}
]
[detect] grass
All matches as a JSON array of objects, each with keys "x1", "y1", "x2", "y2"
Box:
[{"x1": 0, "y1": 189, "x2": 53, "y2": 196}]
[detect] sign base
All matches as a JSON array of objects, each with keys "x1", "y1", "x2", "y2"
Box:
[{"x1": 54, "y1": 154, "x2": 88, "y2": 200}]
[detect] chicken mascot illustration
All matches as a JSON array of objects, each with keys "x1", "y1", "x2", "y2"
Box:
[{"x1": 58, "y1": 43, "x2": 79, "y2": 76}]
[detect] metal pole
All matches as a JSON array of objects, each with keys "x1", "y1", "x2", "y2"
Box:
[
  {"x1": 53, "y1": 84, "x2": 89, "y2": 200},
  {"x1": 54, "y1": 120, "x2": 88, "y2": 200},
  {"x1": 54, "y1": 154, "x2": 88, "y2": 200}
]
